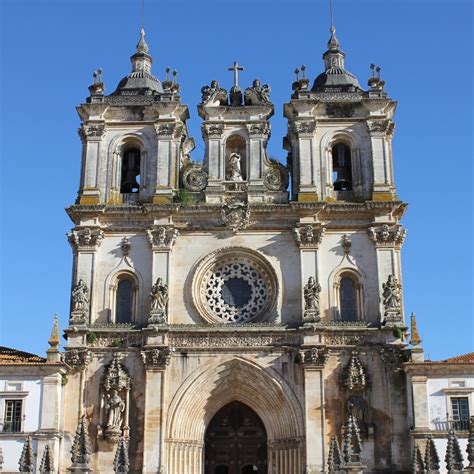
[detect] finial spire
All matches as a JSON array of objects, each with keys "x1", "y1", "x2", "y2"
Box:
[
  {"x1": 410, "y1": 312, "x2": 422, "y2": 347},
  {"x1": 47, "y1": 314, "x2": 61, "y2": 363},
  {"x1": 136, "y1": 27, "x2": 149, "y2": 54}
]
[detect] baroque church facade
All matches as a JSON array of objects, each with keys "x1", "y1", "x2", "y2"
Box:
[{"x1": 62, "y1": 23, "x2": 412, "y2": 474}]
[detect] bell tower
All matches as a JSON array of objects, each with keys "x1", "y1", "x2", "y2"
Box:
[
  {"x1": 195, "y1": 62, "x2": 289, "y2": 204},
  {"x1": 76, "y1": 28, "x2": 194, "y2": 206},
  {"x1": 284, "y1": 25, "x2": 397, "y2": 203}
]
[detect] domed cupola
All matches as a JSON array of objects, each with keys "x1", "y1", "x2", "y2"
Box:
[
  {"x1": 312, "y1": 25, "x2": 361, "y2": 92},
  {"x1": 112, "y1": 28, "x2": 164, "y2": 95}
]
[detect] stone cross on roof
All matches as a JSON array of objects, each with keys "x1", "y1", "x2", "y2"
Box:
[{"x1": 228, "y1": 61, "x2": 244, "y2": 89}]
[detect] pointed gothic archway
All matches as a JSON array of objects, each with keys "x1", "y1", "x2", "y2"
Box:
[
  {"x1": 165, "y1": 357, "x2": 305, "y2": 474},
  {"x1": 205, "y1": 401, "x2": 267, "y2": 474}
]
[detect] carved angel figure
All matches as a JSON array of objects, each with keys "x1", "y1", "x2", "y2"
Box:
[
  {"x1": 244, "y1": 79, "x2": 271, "y2": 105},
  {"x1": 200, "y1": 80, "x2": 228, "y2": 106},
  {"x1": 382, "y1": 275, "x2": 401, "y2": 310},
  {"x1": 150, "y1": 277, "x2": 169, "y2": 312},
  {"x1": 304, "y1": 277, "x2": 321, "y2": 311},
  {"x1": 72, "y1": 279, "x2": 89, "y2": 311},
  {"x1": 228, "y1": 153, "x2": 243, "y2": 181},
  {"x1": 106, "y1": 389, "x2": 125, "y2": 430}
]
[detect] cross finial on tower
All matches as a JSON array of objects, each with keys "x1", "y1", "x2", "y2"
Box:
[{"x1": 228, "y1": 61, "x2": 244, "y2": 89}]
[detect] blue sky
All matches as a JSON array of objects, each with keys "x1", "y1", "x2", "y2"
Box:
[{"x1": 0, "y1": 0, "x2": 472, "y2": 360}]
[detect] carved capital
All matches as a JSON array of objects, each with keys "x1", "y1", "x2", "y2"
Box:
[
  {"x1": 64, "y1": 349, "x2": 91, "y2": 370},
  {"x1": 202, "y1": 123, "x2": 224, "y2": 138},
  {"x1": 154, "y1": 121, "x2": 183, "y2": 139},
  {"x1": 68, "y1": 227, "x2": 104, "y2": 252},
  {"x1": 367, "y1": 119, "x2": 394, "y2": 136},
  {"x1": 79, "y1": 123, "x2": 106, "y2": 140},
  {"x1": 246, "y1": 122, "x2": 270, "y2": 138},
  {"x1": 293, "y1": 120, "x2": 316, "y2": 137},
  {"x1": 146, "y1": 226, "x2": 179, "y2": 251},
  {"x1": 293, "y1": 224, "x2": 325, "y2": 249},
  {"x1": 141, "y1": 347, "x2": 171, "y2": 370},
  {"x1": 299, "y1": 347, "x2": 329, "y2": 368},
  {"x1": 368, "y1": 224, "x2": 406, "y2": 248}
]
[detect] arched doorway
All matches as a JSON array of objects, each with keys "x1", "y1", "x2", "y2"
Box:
[{"x1": 205, "y1": 401, "x2": 267, "y2": 474}]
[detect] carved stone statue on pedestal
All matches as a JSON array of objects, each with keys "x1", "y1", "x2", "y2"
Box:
[
  {"x1": 70, "y1": 279, "x2": 89, "y2": 324},
  {"x1": 303, "y1": 277, "x2": 321, "y2": 323},
  {"x1": 149, "y1": 277, "x2": 169, "y2": 324}
]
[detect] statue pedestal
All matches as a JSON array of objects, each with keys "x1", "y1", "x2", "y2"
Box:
[
  {"x1": 69, "y1": 310, "x2": 88, "y2": 325},
  {"x1": 303, "y1": 310, "x2": 320, "y2": 324},
  {"x1": 148, "y1": 310, "x2": 166, "y2": 325},
  {"x1": 383, "y1": 310, "x2": 403, "y2": 327}
]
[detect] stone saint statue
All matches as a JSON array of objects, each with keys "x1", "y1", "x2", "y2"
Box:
[
  {"x1": 150, "y1": 277, "x2": 169, "y2": 312},
  {"x1": 200, "y1": 80, "x2": 228, "y2": 106},
  {"x1": 382, "y1": 275, "x2": 401, "y2": 311},
  {"x1": 304, "y1": 277, "x2": 321, "y2": 311},
  {"x1": 106, "y1": 389, "x2": 125, "y2": 430},
  {"x1": 72, "y1": 279, "x2": 89, "y2": 311},
  {"x1": 228, "y1": 153, "x2": 243, "y2": 181}
]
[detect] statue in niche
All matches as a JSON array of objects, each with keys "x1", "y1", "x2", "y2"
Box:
[
  {"x1": 106, "y1": 389, "x2": 125, "y2": 431},
  {"x1": 244, "y1": 79, "x2": 271, "y2": 105},
  {"x1": 303, "y1": 277, "x2": 321, "y2": 323},
  {"x1": 304, "y1": 277, "x2": 321, "y2": 311},
  {"x1": 149, "y1": 277, "x2": 169, "y2": 324},
  {"x1": 72, "y1": 279, "x2": 89, "y2": 311},
  {"x1": 382, "y1": 275, "x2": 401, "y2": 311},
  {"x1": 228, "y1": 153, "x2": 243, "y2": 181},
  {"x1": 200, "y1": 80, "x2": 228, "y2": 106}
]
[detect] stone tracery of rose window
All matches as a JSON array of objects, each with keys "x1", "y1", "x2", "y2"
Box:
[{"x1": 193, "y1": 249, "x2": 278, "y2": 324}]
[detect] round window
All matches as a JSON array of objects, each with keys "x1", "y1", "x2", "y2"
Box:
[{"x1": 193, "y1": 248, "x2": 278, "y2": 324}]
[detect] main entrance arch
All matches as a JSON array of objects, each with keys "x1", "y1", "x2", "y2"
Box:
[
  {"x1": 205, "y1": 401, "x2": 267, "y2": 474},
  {"x1": 165, "y1": 357, "x2": 305, "y2": 474}
]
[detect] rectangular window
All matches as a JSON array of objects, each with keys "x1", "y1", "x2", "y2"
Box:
[
  {"x1": 451, "y1": 397, "x2": 470, "y2": 431},
  {"x1": 3, "y1": 399, "x2": 23, "y2": 432}
]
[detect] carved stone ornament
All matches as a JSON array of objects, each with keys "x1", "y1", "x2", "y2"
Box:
[
  {"x1": 382, "y1": 274, "x2": 403, "y2": 326},
  {"x1": 342, "y1": 412, "x2": 363, "y2": 464},
  {"x1": 424, "y1": 435, "x2": 440, "y2": 471},
  {"x1": 79, "y1": 123, "x2": 105, "y2": 140},
  {"x1": 68, "y1": 227, "x2": 104, "y2": 252},
  {"x1": 146, "y1": 226, "x2": 179, "y2": 251},
  {"x1": 326, "y1": 103, "x2": 356, "y2": 118},
  {"x1": 39, "y1": 444, "x2": 54, "y2": 474},
  {"x1": 101, "y1": 354, "x2": 131, "y2": 442},
  {"x1": 170, "y1": 334, "x2": 299, "y2": 348},
  {"x1": 64, "y1": 349, "x2": 91, "y2": 370},
  {"x1": 303, "y1": 277, "x2": 321, "y2": 323},
  {"x1": 300, "y1": 347, "x2": 328, "y2": 368},
  {"x1": 341, "y1": 234, "x2": 351, "y2": 255},
  {"x1": 244, "y1": 79, "x2": 271, "y2": 105},
  {"x1": 328, "y1": 435, "x2": 343, "y2": 471},
  {"x1": 18, "y1": 436, "x2": 34, "y2": 473},
  {"x1": 141, "y1": 347, "x2": 171, "y2": 370},
  {"x1": 411, "y1": 444, "x2": 425, "y2": 473},
  {"x1": 149, "y1": 277, "x2": 169, "y2": 324},
  {"x1": 70, "y1": 279, "x2": 89, "y2": 325},
  {"x1": 247, "y1": 122, "x2": 270, "y2": 138},
  {"x1": 342, "y1": 351, "x2": 368, "y2": 392},
  {"x1": 293, "y1": 224, "x2": 325, "y2": 249},
  {"x1": 221, "y1": 201, "x2": 251, "y2": 232},
  {"x1": 200, "y1": 80, "x2": 228, "y2": 106},
  {"x1": 121, "y1": 236, "x2": 131, "y2": 257},
  {"x1": 293, "y1": 120, "x2": 316, "y2": 136},
  {"x1": 445, "y1": 429, "x2": 464, "y2": 471},
  {"x1": 113, "y1": 436, "x2": 130, "y2": 474},
  {"x1": 368, "y1": 224, "x2": 406, "y2": 248},
  {"x1": 69, "y1": 415, "x2": 91, "y2": 472},
  {"x1": 202, "y1": 123, "x2": 224, "y2": 138},
  {"x1": 263, "y1": 160, "x2": 289, "y2": 191},
  {"x1": 368, "y1": 119, "x2": 394, "y2": 136},
  {"x1": 181, "y1": 163, "x2": 208, "y2": 192},
  {"x1": 154, "y1": 121, "x2": 183, "y2": 139}
]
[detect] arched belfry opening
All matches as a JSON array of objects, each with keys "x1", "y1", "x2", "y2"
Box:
[
  {"x1": 225, "y1": 134, "x2": 247, "y2": 181},
  {"x1": 332, "y1": 142, "x2": 352, "y2": 191},
  {"x1": 120, "y1": 147, "x2": 141, "y2": 193},
  {"x1": 205, "y1": 401, "x2": 267, "y2": 474}
]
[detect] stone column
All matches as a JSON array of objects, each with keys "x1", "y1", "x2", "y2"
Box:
[
  {"x1": 268, "y1": 438, "x2": 305, "y2": 473},
  {"x1": 300, "y1": 346, "x2": 327, "y2": 472},
  {"x1": 78, "y1": 122, "x2": 106, "y2": 204},
  {"x1": 411, "y1": 375, "x2": 429, "y2": 430},
  {"x1": 141, "y1": 347, "x2": 170, "y2": 472},
  {"x1": 368, "y1": 119, "x2": 396, "y2": 200}
]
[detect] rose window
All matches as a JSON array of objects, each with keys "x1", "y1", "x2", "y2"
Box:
[{"x1": 193, "y1": 249, "x2": 278, "y2": 324}]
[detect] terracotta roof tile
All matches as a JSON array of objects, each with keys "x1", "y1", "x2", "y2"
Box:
[
  {"x1": 0, "y1": 346, "x2": 46, "y2": 365},
  {"x1": 441, "y1": 352, "x2": 474, "y2": 364}
]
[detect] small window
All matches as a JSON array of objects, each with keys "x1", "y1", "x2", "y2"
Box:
[
  {"x1": 451, "y1": 397, "x2": 470, "y2": 431},
  {"x1": 340, "y1": 276, "x2": 357, "y2": 321},
  {"x1": 120, "y1": 148, "x2": 141, "y2": 193},
  {"x1": 332, "y1": 143, "x2": 352, "y2": 191},
  {"x1": 3, "y1": 399, "x2": 23, "y2": 433},
  {"x1": 6, "y1": 382, "x2": 22, "y2": 391},
  {"x1": 116, "y1": 277, "x2": 135, "y2": 324}
]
